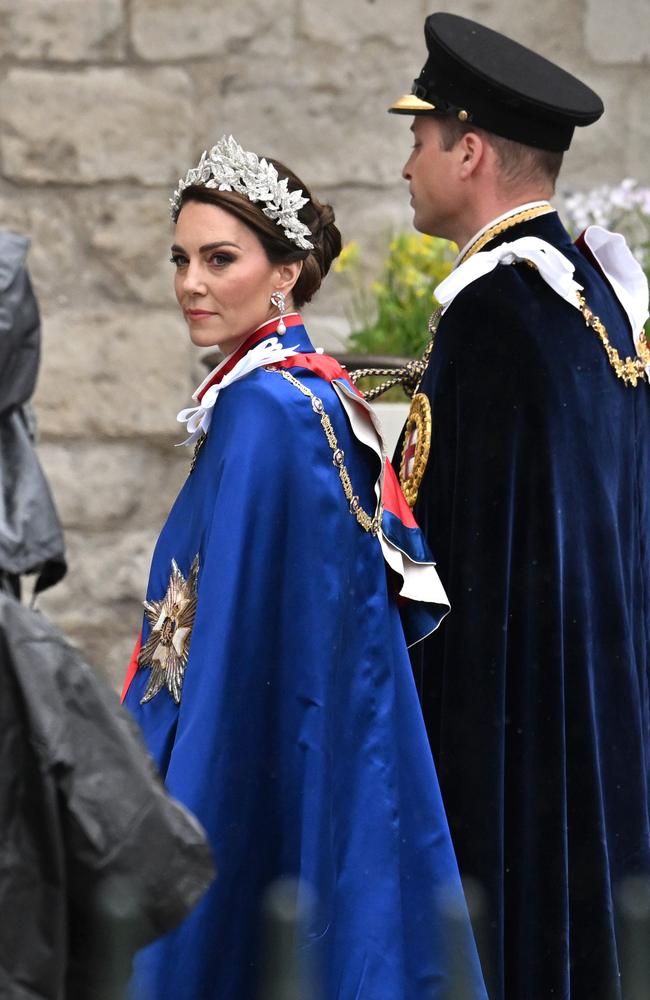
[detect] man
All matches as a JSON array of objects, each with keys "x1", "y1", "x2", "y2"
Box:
[{"x1": 389, "y1": 13, "x2": 650, "y2": 1000}]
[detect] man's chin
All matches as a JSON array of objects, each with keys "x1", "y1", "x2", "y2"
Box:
[{"x1": 411, "y1": 213, "x2": 435, "y2": 237}]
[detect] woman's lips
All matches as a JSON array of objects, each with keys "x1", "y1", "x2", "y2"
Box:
[{"x1": 186, "y1": 309, "x2": 217, "y2": 320}]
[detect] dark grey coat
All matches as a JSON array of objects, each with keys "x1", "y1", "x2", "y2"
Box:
[
  {"x1": 0, "y1": 231, "x2": 65, "y2": 593},
  {"x1": 0, "y1": 592, "x2": 215, "y2": 999}
]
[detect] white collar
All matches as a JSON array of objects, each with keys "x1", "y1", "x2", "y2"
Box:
[{"x1": 455, "y1": 201, "x2": 555, "y2": 265}]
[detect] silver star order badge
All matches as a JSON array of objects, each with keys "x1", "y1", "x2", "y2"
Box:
[{"x1": 137, "y1": 556, "x2": 200, "y2": 705}]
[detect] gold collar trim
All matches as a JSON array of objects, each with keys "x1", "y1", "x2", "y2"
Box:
[{"x1": 459, "y1": 204, "x2": 555, "y2": 264}]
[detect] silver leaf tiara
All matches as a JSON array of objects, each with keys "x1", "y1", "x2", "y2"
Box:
[{"x1": 170, "y1": 135, "x2": 314, "y2": 250}]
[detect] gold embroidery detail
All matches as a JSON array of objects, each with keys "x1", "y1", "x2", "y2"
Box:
[
  {"x1": 464, "y1": 206, "x2": 649, "y2": 389},
  {"x1": 399, "y1": 393, "x2": 432, "y2": 508},
  {"x1": 577, "y1": 294, "x2": 650, "y2": 387},
  {"x1": 269, "y1": 368, "x2": 382, "y2": 535},
  {"x1": 459, "y1": 203, "x2": 555, "y2": 263},
  {"x1": 137, "y1": 556, "x2": 200, "y2": 704}
]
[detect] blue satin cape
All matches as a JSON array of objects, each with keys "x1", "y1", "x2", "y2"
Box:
[
  {"x1": 398, "y1": 213, "x2": 650, "y2": 1000},
  {"x1": 123, "y1": 324, "x2": 487, "y2": 999}
]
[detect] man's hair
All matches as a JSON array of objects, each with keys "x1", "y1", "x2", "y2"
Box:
[{"x1": 436, "y1": 116, "x2": 564, "y2": 193}]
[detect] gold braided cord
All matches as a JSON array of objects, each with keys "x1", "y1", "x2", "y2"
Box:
[
  {"x1": 349, "y1": 310, "x2": 441, "y2": 401},
  {"x1": 458, "y1": 203, "x2": 555, "y2": 263},
  {"x1": 269, "y1": 367, "x2": 382, "y2": 535},
  {"x1": 189, "y1": 433, "x2": 206, "y2": 472}
]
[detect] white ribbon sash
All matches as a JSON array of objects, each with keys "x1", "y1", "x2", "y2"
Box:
[
  {"x1": 176, "y1": 337, "x2": 298, "y2": 445},
  {"x1": 434, "y1": 236, "x2": 584, "y2": 313}
]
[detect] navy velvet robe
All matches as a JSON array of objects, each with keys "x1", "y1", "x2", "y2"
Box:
[{"x1": 400, "y1": 212, "x2": 650, "y2": 999}]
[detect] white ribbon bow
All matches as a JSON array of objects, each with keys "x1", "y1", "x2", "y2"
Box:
[
  {"x1": 435, "y1": 236, "x2": 584, "y2": 313},
  {"x1": 176, "y1": 337, "x2": 298, "y2": 446}
]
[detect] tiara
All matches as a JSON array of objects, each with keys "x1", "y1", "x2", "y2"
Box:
[{"x1": 170, "y1": 135, "x2": 314, "y2": 250}]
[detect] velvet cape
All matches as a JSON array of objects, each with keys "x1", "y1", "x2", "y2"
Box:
[
  {"x1": 122, "y1": 322, "x2": 487, "y2": 1000},
  {"x1": 399, "y1": 212, "x2": 650, "y2": 999}
]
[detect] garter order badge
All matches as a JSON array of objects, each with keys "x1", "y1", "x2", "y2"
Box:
[
  {"x1": 137, "y1": 556, "x2": 199, "y2": 705},
  {"x1": 399, "y1": 393, "x2": 432, "y2": 508}
]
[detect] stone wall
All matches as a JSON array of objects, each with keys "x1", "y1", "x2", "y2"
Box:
[{"x1": 1, "y1": 0, "x2": 647, "y2": 687}]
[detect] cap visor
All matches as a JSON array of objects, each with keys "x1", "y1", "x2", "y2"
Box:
[{"x1": 388, "y1": 93, "x2": 436, "y2": 114}]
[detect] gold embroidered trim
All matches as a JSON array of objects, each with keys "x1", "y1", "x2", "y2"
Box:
[
  {"x1": 399, "y1": 393, "x2": 432, "y2": 508},
  {"x1": 269, "y1": 367, "x2": 382, "y2": 535},
  {"x1": 459, "y1": 203, "x2": 555, "y2": 263}
]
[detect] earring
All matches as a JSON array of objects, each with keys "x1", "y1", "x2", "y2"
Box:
[{"x1": 270, "y1": 291, "x2": 286, "y2": 334}]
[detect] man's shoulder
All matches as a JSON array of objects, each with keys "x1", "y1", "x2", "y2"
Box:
[{"x1": 442, "y1": 259, "x2": 557, "y2": 333}]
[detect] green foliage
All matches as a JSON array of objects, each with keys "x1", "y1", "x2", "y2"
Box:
[{"x1": 334, "y1": 233, "x2": 457, "y2": 358}]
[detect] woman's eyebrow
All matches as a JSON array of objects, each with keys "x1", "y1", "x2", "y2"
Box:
[{"x1": 170, "y1": 241, "x2": 241, "y2": 253}]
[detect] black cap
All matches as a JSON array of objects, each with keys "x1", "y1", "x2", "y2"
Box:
[{"x1": 389, "y1": 13, "x2": 604, "y2": 152}]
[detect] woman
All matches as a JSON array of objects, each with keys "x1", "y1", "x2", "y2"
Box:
[{"x1": 121, "y1": 135, "x2": 486, "y2": 999}]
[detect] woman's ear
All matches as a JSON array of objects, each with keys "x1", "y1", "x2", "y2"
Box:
[{"x1": 273, "y1": 260, "x2": 303, "y2": 297}]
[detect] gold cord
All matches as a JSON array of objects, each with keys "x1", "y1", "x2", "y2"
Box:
[
  {"x1": 269, "y1": 367, "x2": 382, "y2": 535},
  {"x1": 458, "y1": 203, "x2": 555, "y2": 264}
]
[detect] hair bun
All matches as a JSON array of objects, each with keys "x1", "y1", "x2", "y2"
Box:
[{"x1": 310, "y1": 198, "x2": 342, "y2": 277}]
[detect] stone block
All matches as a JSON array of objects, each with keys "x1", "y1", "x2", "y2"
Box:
[
  {"x1": 0, "y1": 0, "x2": 124, "y2": 61},
  {"x1": 586, "y1": 0, "x2": 650, "y2": 64},
  {"x1": 560, "y1": 71, "x2": 631, "y2": 189},
  {"x1": 34, "y1": 307, "x2": 195, "y2": 439},
  {"x1": 38, "y1": 526, "x2": 156, "y2": 637},
  {"x1": 626, "y1": 76, "x2": 650, "y2": 185},
  {"x1": 38, "y1": 440, "x2": 188, "y2": 532},
  {"x1": 298, "y1": 0, "x2": 425, "y2": 51},
  {"x1": 196, "y1": 75, "x2": 415, "y2": 187},
  {"x1": 0, "y1": 188, "x2": 178, "y2": 312},
  {"x1": 439, "y1": 0, "x2": 586, "y2": 66},
  {"x1": 131, "y1": 0, "x2": 295, "y2": 61},
  {"x1": 79, "y1": 189, "x2": 178, "y2": 308},
  {"x1": 0, "y1": 69, "x2": 193, "y2": 185},
  {"x1": 0, "y1": 191, "x2": 85, "y2": 311}
]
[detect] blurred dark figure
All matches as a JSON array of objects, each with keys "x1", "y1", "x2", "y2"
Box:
[
  {"x1": 0, "y1": 232, "x2": 214, "y2": 999},
  {"x1": 0, "y1": 230, "x2": 65, "y2": 599}
]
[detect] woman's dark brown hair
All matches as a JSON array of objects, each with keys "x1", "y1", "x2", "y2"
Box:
[{"x1": 177, "y1": 158, "x2": 342, "y2": 309}]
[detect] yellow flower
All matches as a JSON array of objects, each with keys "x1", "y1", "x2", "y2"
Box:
[{"x1": 333, "y1": 240, "x2": 360, "y2": 273}]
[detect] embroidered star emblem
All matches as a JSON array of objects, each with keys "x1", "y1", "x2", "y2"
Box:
[{"x1": 137, "y1": 556, "x2": 200, "y2": 705}]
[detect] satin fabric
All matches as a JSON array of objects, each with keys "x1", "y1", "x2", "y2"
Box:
[
  {"x1": 399, "y1": 212, "x2": 650, "y2": 999},
  {"x1": 123, "y1": 324, "x2": 487, "y2": 1000}
]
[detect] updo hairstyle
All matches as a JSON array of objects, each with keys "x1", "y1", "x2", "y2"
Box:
[{"x1": 177, "y1": 158, "x2": 342, "y2": 309}]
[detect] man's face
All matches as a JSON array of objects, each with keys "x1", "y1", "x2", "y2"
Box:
[{"x1": 402, "y1": 116, "x2": 461, "y2": 240}]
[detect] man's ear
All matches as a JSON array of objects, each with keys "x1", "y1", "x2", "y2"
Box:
[{"x1": 457, "y1": 131, "x2": 486, "y2": 179}]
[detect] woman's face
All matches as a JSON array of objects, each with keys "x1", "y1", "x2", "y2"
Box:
[{"x1": 171, "y1": 200, "x2": 288, "y2": 353}]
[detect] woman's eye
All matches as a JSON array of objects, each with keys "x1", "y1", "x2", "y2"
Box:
[
  {"x1": 169, "y1": 253, "x2": 188, "y2": 267},
  {"x1": 209, "y1": 252, "x2": 234, "y2": 267}
]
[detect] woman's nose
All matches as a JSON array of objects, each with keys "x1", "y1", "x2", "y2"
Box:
[{"x1": 182, "y1": 262, "x2": 207, "y2": 296}]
